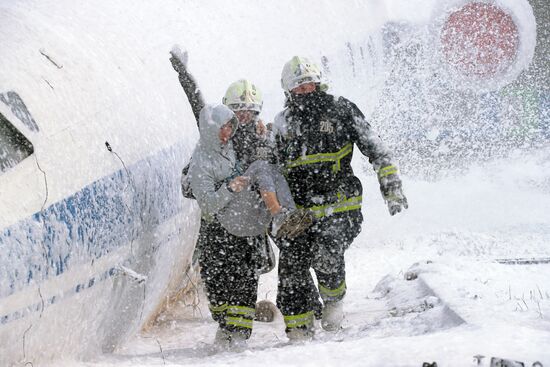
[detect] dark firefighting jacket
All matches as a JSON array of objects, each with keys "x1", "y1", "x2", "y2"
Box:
[
  {"x1": 272, "y1": 91, "x2": 399, "y2": 218},
  {"x1": 232, "y1": 117, "x2": 274, "y2": 170}
]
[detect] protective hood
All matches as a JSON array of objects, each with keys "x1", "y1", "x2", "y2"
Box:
[
  {"x1": 189, "y1": 104, "x2": 239, "y2": 221},
  {"x1": 198, "y1": 104, "x2": 238, "y2": 153}
]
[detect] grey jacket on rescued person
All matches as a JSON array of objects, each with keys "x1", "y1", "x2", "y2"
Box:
[{"x1": 188, "y1": 104, "x2": 271, "y2": 236}]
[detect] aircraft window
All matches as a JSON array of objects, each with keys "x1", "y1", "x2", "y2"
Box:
[
  {"x1": 0, "y1": 91, "x2": 39, "y2": 132},
  {"x1": 0, "y1": 112, "x2": 34, "y2": 174}
]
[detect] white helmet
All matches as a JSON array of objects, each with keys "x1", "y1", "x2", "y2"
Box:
[
  {"x1": 281, "y1": 56, "x2": 327, "y2": 92},
  {"x1": 222, "y1": 79, "x2": 263, "y2": 113}
]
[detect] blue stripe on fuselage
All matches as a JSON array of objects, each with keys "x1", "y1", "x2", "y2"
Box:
[{"x1": 0, "y1": 142, "x2": 186, "y2": 299}]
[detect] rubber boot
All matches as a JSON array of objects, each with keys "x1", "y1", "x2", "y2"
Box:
[
  {"x1": 214, "y1": 327, "x2": 231, "y2": 349},
  {"x1": 214, "y1": 327, "x2": 248, "y2": 351},
  {"x1": 228, "y1": 331, "x2": 248, "y2": 351},
  {"x1": 321, "y1": 300, "x2": 344, "y2": 331},
  {"x1": 286, "y1": 312, "x2": 315, "y2": 342},
  {"x1": 286, "y1": 326, "x2": 315, "y2": 342}
]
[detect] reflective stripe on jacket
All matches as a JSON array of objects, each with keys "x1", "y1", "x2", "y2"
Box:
[{"x1": 272, "y1": 92, "x2": 397, "y2": 213}]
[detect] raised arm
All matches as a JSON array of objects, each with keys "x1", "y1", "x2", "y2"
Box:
[{"x1": 169, "y1": 45, "x2": 205, "y2": 125}]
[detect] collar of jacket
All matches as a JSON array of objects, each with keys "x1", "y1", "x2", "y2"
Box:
[
  {"x1": 286, "y1": 91, "x2": 331, "y2": 110},
  {"x1": 286, "y1": 91, "x2": 333, "y2": 126}
]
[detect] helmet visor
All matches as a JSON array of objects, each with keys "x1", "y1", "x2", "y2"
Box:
[
  {"x1": 288, "y1": 77, "x2": 320, "y2": 92},
  {"x1": 227, "y1": 102, "x2": 262, "y2": 113}
]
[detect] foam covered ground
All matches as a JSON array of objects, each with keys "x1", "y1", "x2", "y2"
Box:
[{"x1": 58, "y1": 147, "x2": 550, "y2": 367}]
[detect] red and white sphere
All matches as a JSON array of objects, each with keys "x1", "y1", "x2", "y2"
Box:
[{"x1": 436, "y1": 0, "x2": 536, "y2": 90}]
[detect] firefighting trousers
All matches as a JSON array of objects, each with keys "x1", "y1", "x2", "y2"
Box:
[
  {"x1": 276, "y1": 210, "x2": 363, "y2": 332},
  {"x1": 197, "y1": 218, "x2": 260, "y2": 338}
]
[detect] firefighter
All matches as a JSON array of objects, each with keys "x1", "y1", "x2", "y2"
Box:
[
  {"x1": 272, "y1": 56, "x2": 408, "y2": 340},
  {"x1": 170, "y1": 49, "x2": 265, "y2": 347}
]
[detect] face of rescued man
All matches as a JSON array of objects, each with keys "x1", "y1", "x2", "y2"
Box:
[{"x1": 218, "y1": 121, "x2": 235, "y2": 145}]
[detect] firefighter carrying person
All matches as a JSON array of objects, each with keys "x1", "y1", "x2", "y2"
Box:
[
  {"x1": 169, "y1": 47, "x2": 313, "y2": 347},
  {"x1": 271, "y1": 56, "x2": 408, "y2": 341}
]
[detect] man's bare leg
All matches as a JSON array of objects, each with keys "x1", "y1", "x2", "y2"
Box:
[{"x1": 261, "y1": 190, "x2": 282, "y2": 215}]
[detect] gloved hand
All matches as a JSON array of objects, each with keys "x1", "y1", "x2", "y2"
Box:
[
  {"x1": 379, "y1": 174, "x2": 408, "y2": 216},
  {"x1": 169, "y1": 44, "x2": 188, "y2": 73}
]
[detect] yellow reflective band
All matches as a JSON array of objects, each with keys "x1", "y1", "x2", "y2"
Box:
[
  {"x1": 319, "y1": 281, "x2": 346, "y2": 298},
  {"x1": 302, "y1": 195, "x2": 362, "y2": 218},
  {"x1": 283, "y1": 311, "x2": 314, "y2": 329},
  {"x1": 287, "y1": 143, "x2": 353, "y2": 173},
  {"x1": 227, "y1": 305, "x2": 256, "y2": 318},
  {"x1": 209, "y1": 303, "x2": 228, "y2": 313},
  {"x1": 378, "y1": 165, "x2": 398, "y2": 178},
  {"x1": 226, "y1": 316, "x2": 253, "y2": 329}
]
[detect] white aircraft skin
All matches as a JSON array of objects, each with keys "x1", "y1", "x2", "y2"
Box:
[
  {"x1": 0, "y1": 0, "x2": 536, "y2": 365},
  {"x1": 0, "y1": 3, "x2": 201, "y2": 365}
]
